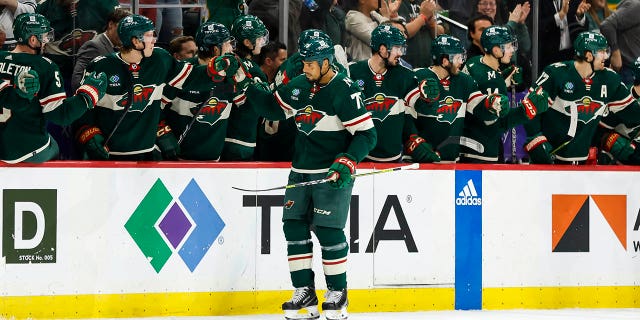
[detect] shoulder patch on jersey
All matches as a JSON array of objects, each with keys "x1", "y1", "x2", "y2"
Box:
[{"x1": 42, "y1": 56, "x2": 54, "y2": 65}]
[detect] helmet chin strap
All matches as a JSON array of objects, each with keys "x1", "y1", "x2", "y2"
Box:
[{"x1": 377, "y1": 49, "x2": 392, "y2": 69}]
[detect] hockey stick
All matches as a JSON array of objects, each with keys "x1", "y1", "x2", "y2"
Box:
[
  {"x1": 177, "y1": 88, "x2": 216, "y2": 145},
  {"x1": 232, "y1": 163, "x2": 419, "y2": 192},
  {"x1": 510, "y1": 84, "x2": 518, "y2": 163},
  {"x1": 103, "y1": 62, "x2": 136, "y2": 148},
  {"x1": 437, "y1": 136, "x2": 485, "y2": 153}
]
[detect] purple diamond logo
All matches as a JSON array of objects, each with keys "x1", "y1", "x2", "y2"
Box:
[{"x1": 158, "y1": 202, "x2": 192, "y2": 249}]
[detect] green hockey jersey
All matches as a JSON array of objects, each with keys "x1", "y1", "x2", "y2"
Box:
[
  {"x1": 0, "y1": 52, "x2": 91, "y2": 163},
  {"x1": 163, "y1": 65, "x2": 236, "y2": 160},
  {"x1": 349, "y1": 61, "x2": 421, "y2": 162},
  {"x1": 412, "y1": 67, "x2": 486, "y2": 161},
  {"x1": 246, "y1": 72, "x2": 377, "y2": 171},
  {"x1": 77, "y1": 48, "x2": 194, "y2": 156},
  {"x1": 527, "y1": 61, "x2": 640, "y2": 162},
  {"x1": 462, "y1": 55, "x2": 533, "y2": 162}
]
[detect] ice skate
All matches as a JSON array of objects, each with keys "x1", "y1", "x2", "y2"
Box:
[
  {"x1": 322, "y1": 288, "x2": 348, "y2": 320},
  {"x1": 282, "y1": 286, "x2": 320, "y2": 320}
]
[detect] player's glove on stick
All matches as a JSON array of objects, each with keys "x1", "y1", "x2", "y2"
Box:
[
  {"x1": 524, "y1": 134, "x2": 553, "y2": 164},
  {"x1": 77, "y1": 71, "x2": 107, "y2": 107},
  {"x1": 485, "y1": 93, "x2": 510, "y2": 118},
  {"x1": 156, "y1": 120, "x2": 180, "y2": 160},
  {"x1": 14, "y1": 69, "x2": 39, "y2": 101},
  {"x1": 521, "y1": 86, "x2": 549, "y2": 119},
  {"x1": 326, "y1": 153, "x2": 357, "y2": 189},
  {"x1": 601, "y1": 132, "x2": 636, "y2": 161},
  {"x1": 405, "y1": 134, "x2": 441, "y2": 163},
  {"x1": 418, "y1": 77, "x2": 440, "y2": 103},
  {"x1": 77, "y1": 126, "x2": 109, "y2": 160}
]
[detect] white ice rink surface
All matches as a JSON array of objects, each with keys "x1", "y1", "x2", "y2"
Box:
[{"x1": 104, "y1": 309, "x2": 640, "y2": 320}]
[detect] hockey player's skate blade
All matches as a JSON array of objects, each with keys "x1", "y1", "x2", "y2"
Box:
[
  {"x1": 324, "y1": 308, "x2": 348, "y2": 320},
  {"x1": 284, "y1": 305, "x2": 320, "y2": 320}
]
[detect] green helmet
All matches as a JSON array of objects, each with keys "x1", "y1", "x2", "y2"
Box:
[
  {"x1": 195, "y1": 21, "x2": 234, "y2": 53},
  {"x1": 14, "y1": 13, "x2": 53, "y2": 45},
  {"x1": 481, "y1": 25, "x2": 516, "y2": 53},
  {"x1": 297, "y1": 29, "x2": 330, "y2": 50},
  {"x1": 299, "y1": 31, "x2": 335, "y2": 65},
  {"x1": 431, "y1": 35, "x2": 466, "y2": 65},
  {"x1": 574, "y1": 31, "x2": 609, "y2": 58},
  {"x1": 231, "y1": 15, "x2": 268, "y2": 44},
  {"x1": 370, "y1": 24, "x2": 406, "y2": 52},
  {"x1": 118, "y1": 14, "x2": 155, "y2": 49}
]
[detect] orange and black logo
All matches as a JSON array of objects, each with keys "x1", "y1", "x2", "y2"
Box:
[{"x1": 552, "y1": 194, "x2": 626, "y2": 252}]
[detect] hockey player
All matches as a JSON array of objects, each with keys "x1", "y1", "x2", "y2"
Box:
[
  {"x1": 525, "y1": 31, "x2": 640, "y2": 164},
  {"x1": 462, "y1": 25, "x2": 549, "y2": 163},
  {"x1": 349, "y1": 24, "x2": 440, "y2": 163},
  {"x1": 162, "y1": 21, "x2": 236, "y2": 161},
  {"x1": 239, "y1": 31, "x2": 376, "y2": 320},
  {"x1": 0, "y1": 13, "x2": 106, "y2": 163},
  {"x1": 74, "y1": 14, "x2": 197, "y2": 161},
  {"x1": 220, "y1": 14, "x2": 269, "y2": 161}
]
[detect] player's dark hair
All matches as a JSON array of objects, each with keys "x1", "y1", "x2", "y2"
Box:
[
  {"x1": 169, "y1": 36, "x2": 195, "y2": 56},
  {"x1": 104, "y1": 8, "x2": 131, "y2": 33},
  {"x1": 466, "y1": 14, "x2": 494, "y2": 41},
  {"x1": 255, "y1": 41, "x2": 286, "y2": 66}
]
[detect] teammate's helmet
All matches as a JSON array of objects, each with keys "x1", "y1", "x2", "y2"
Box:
[
  {"x1": 195, "y1": 21, "x2": 233, "y2": 53},
  {"x1": 230, "y1": 14, "x2": 268, "y2": 44},
  {"x1": 480, "y1": 25, "x2": 517, "y2": 53},
  {"x1": 574, "y1": 31, "x2": 609, "y2": 58},
  {"x1": 370, "y1": 24, "x2": 406, "y2": 52},
  {"x1": 431, "y1": 35, "x2": 466, "y2": 65},
  {"x1": 297, "y1": 29, "x2": 331, "y2": 51},
  {"x1": 299, "y1": 30, "x2": 335, "y2": 65},
  {"x1": 14, "y1": 13, "x2": 53, "y2": 45},
  {"x1": 118, "y1": 14, "x2": 155, "y2": 49}
]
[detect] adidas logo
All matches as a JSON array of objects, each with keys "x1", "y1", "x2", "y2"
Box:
[{"x1": 456, "y1": 179, "x2": 482, "y2": 206}]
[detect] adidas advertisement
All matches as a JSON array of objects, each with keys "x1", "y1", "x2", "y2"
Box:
[{"x1": 456, "y1": 177, "x2": 482, "y2": 206}]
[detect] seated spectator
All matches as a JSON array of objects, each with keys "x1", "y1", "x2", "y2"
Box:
[
  {"x1": 169, "y1": 35, "x2": 197, "y2": 60},
  {"x1": 466, "y1": 14, "x2": 494, "y2": 58}
]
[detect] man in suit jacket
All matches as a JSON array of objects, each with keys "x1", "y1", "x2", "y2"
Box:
[
  {"x1": 71, "y1": 8, "x2": 129, "y2": 91},
  {"x1": 538, "y1": 0, "x2": 591, "y2": 73}
]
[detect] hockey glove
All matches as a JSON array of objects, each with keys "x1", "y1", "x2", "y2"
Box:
[
  {"x1": 524, "y1": 134, "x2": 553, "y2": 164},
  {"x1": 77, "y1": 126, "x2": 109, "y2": 160},
  {"x1": 485, "y1": 93, "x2": 510, "y2": 118},
  {"x1": 521, "y1": 87, "x2": 550, "y2": 119},
  {"x1": 14, "y1": 69, "x2": 39, "y2": 101},
  {"x1": 501, "y1": 64, "x2": 523, "y2": 86},
  {"x1": 76, "y1": 71, "x2": 107, "y2": 107},
  {"x1": 156, "y1": 120, "x2": 180, "y2": 160},
  {"x1": 405, "y1": 134, "x2": 441, "y2": 163},
  {"x1": 326, "y1": 153, "x2": 357, "y2": 189},
  {"x1": 207, "y1": 53, "x2": 239, "y2": 81},
  {"x1": 418, "y1": 77, "x2": 440, "y2": 103},
  {"x1": 601, "y1": 132, "x2": 636, "y2": 161},
  {"x1": 633, "y1": 57, "x2": 640, "y2": 86}
]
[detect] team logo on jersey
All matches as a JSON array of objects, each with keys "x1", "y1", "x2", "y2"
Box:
[
  {"x1": 119, "y1": 84, "x2": 156, "y2": 112},
  {"x1": 195, "y1": 98, "x2": 231, "y2": 126},
  {"x1": 364, "y1": 93, "x2": 399, "y2": 122},
  {"x1": 436, "y1": 96, "x2": 463, "y2": 124},
  {"x1": 58, "y1": 29, "x2": 98, "y2": 55},
  {"x1": 572, "y1": 96, "x2": 604, "y2": 123},
  {"x1": 295, "y1": 106, "x2": 326, "y2": 135}
]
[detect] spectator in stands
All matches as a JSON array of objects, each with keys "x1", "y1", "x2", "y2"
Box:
[
  {"x1": 156, "y1": 0, "x2": 183, "y2": 44},
  {"x1": 396, "y1": 0, "x2": 443, "y2": 68},
  {"x1": 472, "y1": 0, "x2": 531, "y2": 56},
  {"x1": 466, "y1": 14, "x2": 494, "y2": 58},
  {"x1": 207, "y1": 0, "x2": 246, "y2": 29},
  {"x1": 72, "y1": 8, "x2": 130, "y2": 91},
  {"x1": 0, "y1": 0, "x2": 36, "y2": 51},
  {"x1": 343, "y1": 0, "x2": 399, "y2": 62},
  {"x1": 169, "y1": 35, "x2": 197, "y2": 60},
  {"x1": 257, "y1": 41, "x2": 287, "y2": 84},
  {"x1": 474, "y1": 0, "x2": 509, "y2": 24},
  {"x1": 249, "y1": 0, "x2": 302, "y2": 53},
  {"x1": 600, "y1": 0, "x2": 640, "y2": 86},
  {"x1": 585, "y1": 0, "x2": 611, "y2": 32},
  {"x1": 439, "y1": 0, "x2": 475, "y2": 49}
]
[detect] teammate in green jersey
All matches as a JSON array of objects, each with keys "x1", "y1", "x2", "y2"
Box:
[
  {"x1": 162, "y1": 21, "x2": 237, "y2": 161},
  {"x1": 74, "y1": 14, "x2": 201, "y2": 161},
  {"x1": 238, "y1": 31, "x2": 376, "y2": 320},
  {"x1": 349, "y1": 23, "x2": 440, "y2": 163},
  {"x1": 525, "y1": 31, "x2": 640, "y2": 164},
  {"x1": 0, "y1": 13, "x2": 106, "y2": 163},
  {"x1": 462, "y1": 25, "x2": 549, "y2": 163}
]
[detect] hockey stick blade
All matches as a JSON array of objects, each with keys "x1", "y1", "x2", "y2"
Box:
[
  {"x1": 437, "y1": 136, "x2": 485, "y2": 153},
  {"x1": 232, "y1": 163, "x2": 419, "y2": 192}
]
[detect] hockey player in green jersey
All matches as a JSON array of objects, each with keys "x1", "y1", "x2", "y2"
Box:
[
  {"x1": 162, "y1": 21, "x2": 237, "y2": 161},
  {"x1": 411, "y1": 35, "x2": 489, "y2": 162},
  {"x1": 462, "y1": 25, "x2": 550, "y2": 163},
  {"x1": 525, "y1": 31, "x2": 640, "y2": 164},
  {"x1": 240, "y1": 31, "x2": 376, "y2": 320},
  {"x1": 349, "y1": 24, "x2": 440, "y2": 163},
  {"x1": 219, "y1": 14, "x2": 269, "y2": 161},
  {"x1": 0, "y1": 13, "x2": 107, "y2": 163},
  {"x1": 74, "y1": 14, "x2": 198, "y2": 161}
]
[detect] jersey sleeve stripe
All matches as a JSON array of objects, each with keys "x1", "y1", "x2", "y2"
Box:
[
  {"x1": 608, "y1": 94, "x2": 634, "y2": 112},
  {"x1": 274, "y1": 91, "x2": 294, "y2": 112},
  {"x1": 404, "y1": 87, "x2": 420, "y2": 107},
  {"x1": 343, "y1": 113, "x2": 372, "y2": 128},
  {"x1": 40, "y1": 93, "x2": 66, "y2": 112},
  {"x1": 233, "y1": 93, "x2": 246, "y2": 105},
  {"x1": 168, "y1": 63, "x2": 193, "y2": 88},
  {"x1": 0, "y1": 80, "x2": 10, "y2": 91}
]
